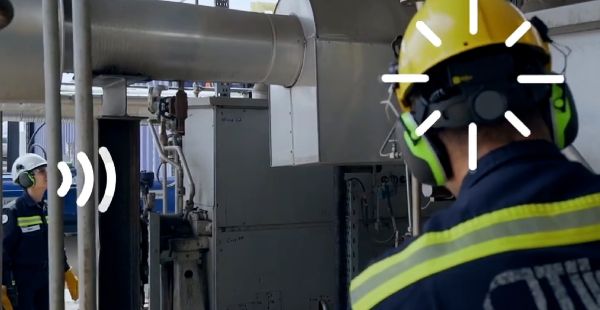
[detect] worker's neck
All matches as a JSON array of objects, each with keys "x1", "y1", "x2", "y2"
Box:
[
  {"x1": 445, "y1": 137, "x2": 550, "y2": 197},
  {"x1": 27, "y1": 188, "x2": 45, "y2": 203}
]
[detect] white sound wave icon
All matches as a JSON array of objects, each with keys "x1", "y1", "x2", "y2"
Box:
[
  {"x1": 98, "y1": 147, "x2": 116, "y2": 213},
  {"x1": 77, "y1": 152, "x2": 94, "y2": 207},
  {"x1": 57, "y1": 147, "x2": 116, "y2": 213}
]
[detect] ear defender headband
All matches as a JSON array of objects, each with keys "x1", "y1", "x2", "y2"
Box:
[{"x1": 15, "y1": 164, "x2": 36, "y2": 188}]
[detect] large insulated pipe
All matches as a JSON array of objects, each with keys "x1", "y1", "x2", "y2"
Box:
[
  {"x1": 73, "y1": 0, "x2": 97, "y2": 308},
  {"x1": 0, "y1": 0, "x2": 305, "y2": 103},
  {"x1": 43, "y1": 0, "x2": 65, "y2": 308}
]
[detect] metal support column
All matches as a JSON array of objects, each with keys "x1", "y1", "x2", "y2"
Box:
[
  {"x1": 7, "y1": 122, "x2": 19, "y2": 169},
  {"x1": 73, "y1": 0, "x2": 97, "y2": 308},
  {"x1": 0, "y1": 112, "x2": 3, "y2": 291},
  {"x1": 335, "y1": 167, "x2": 349, "y2": 310},
  {"x1": 43, "y1": 0, "x2": 65, "y2": 308},
  {"x1": 97, "y1": 118, "x2": 141, "y2": 310},
  {"x1": 25, "y1": 123, "x2": 34, "y2": 153}
]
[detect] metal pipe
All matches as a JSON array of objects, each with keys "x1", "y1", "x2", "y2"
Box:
[
  {"x1": 162, "y1": 161, "x2": 169, "y2": 214},
  {"x1": 43, "y1": 0, "x2": 65, "y2": 307},
  {"x1": 0, "y1": 112, "x2": 3, "y2": 291},
  {"x1": 410, "y1": 175, "x2": 422, "y2": 236},
  {"x1": 0, "y1": 0, "x2": 305, "y2": 103},
  {"x1": 149, "y1": 123, "x2": 181, "y2": 173},
  {"x1": 149, "y1": 124, "x2": 196, "y2": 211},
  {"x1": 404, "y1": 165, "x2": 412, "y2": 235},
  {"x1": 162, "y1": 160, "x2": 168, "y2": 215},
  {"x1": 173, "y1": 148, "x2": 183, "y2": 214},
  {"x1": 73, "y1": 0, "x2": 96, "y2": 307},
  {"x1": 0, "y1": 96, "x2": 155, "y2": 120},
  {"x1": 149, "y1": 123, "x2": 184, "y2": 214},
  {"x1": 155, "y1": 121, "x2": 176, "y2": 215},
  {"x1": 164, "y1": 146, "x2": 196, "y2": 206}
]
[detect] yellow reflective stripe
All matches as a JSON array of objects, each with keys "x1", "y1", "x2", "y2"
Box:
[
  {"x1": 17, "y1": 215, "x2": 43, "y2": 227},
  {"x1": 17, "y1": 216, "x2": 42, "y2": 224},
  {"x1": 353, "y1": 223, "x2": 600, "y2": 309},
  {"x1": 351, "y1": 192, "x2": 600, "y2": 309},
  {"x1": 17, "y1": 216, "x2": 41, "y2": 223},
  {"x1": 351, "y1": 192, "x2": 600, "y2": 289},
  {"x1": 18, "y1": 220, "x2": 42, "y2": 226}
]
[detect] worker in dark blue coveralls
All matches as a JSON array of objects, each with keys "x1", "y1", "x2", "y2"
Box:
[
  {"x1": 350, "y1": 0, "x2": 600, "y2": 309},
  {"x1": 2, "y1": 153, "x2": 78, "y2": 309}
]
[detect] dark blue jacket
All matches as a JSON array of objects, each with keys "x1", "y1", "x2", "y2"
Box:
[
  {"x1": 351, "y1": 140, "x2": 600, "y2": 309},
  {"x1": 2, "y1": 192, "x2": 69, "y2": 285}
]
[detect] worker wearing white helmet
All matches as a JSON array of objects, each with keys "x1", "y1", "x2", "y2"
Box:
[{"x1": 2, "y1": 153, "x2": 78, "y2": 309}]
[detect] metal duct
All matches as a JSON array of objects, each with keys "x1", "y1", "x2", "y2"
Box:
[{"x1": 0, "y1": 0, "x2": 305, "y2": 103}]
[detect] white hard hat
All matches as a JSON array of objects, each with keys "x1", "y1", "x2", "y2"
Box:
[{"x1": 11, "y1": 153, "x2": 47, "y2": 183}]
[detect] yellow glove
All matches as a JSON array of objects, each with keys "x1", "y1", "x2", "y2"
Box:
[
  {"x1": 1, "y1": 285, "x2": 13, "y2": 310},
  {"x1": 65, "y1": 268, "x2": 79, "y2": 301}
]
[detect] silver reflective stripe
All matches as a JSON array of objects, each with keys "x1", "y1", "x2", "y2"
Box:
[
  {"x1": 21, "y1": 224, "x2": 41, "y2": 233},
  {"x1": 3, "y1": 200, "x2": 16, "y2": 209}
]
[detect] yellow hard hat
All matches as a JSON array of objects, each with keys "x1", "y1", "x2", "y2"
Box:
[{"x1": 396, "y1": 0, "x2": 550, "y2": 112}]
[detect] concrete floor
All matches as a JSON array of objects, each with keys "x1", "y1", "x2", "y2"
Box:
[
  {"x1": 65, "y1": 289, "x2": 79, "y2": 310},
  {"x1": 64, "y1": 235, "x2": 150, "y2": 309}
]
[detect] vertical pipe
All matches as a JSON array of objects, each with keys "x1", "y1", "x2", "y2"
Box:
[
  {"x1": 43, "y1": 0, "x2": 65, "y2": 308},
  {"x1": 410, "y1": 175, "x2": 421, "y2": 236},
  {"x1": 73, "y1": 0, "x2": 97, "y2": 308},
  {"x1": 160, "y1": 121, "x2": 168, "y2": 215},
  {"x1": 162, "y1": 160, "x2": 167, "y2": 214},
  {"x1": 7, "y1": 122, "x2": 19, "y2": 169},
  {"x1": 175, "y1": 153, "x2": 183, "y2": 214},
  {"x1": 175, "y1": 82, "x2": 184, "y2": 214},
  {"x1": 0, "y1": 112, "x2": 3, "y2": 290},
  {"x1": 404, "y1": 166, "x2": 412, "y2": 234},
  {"x1": 18, "y1": 122, "x2": 27, "y2": 156},
  {"x1": 563, "y1": 145, "x2": 594, "y2": 172}
]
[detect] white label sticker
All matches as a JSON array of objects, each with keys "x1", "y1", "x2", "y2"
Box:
[
  {"x1": 2, "y1": 214, "x2": 8, "y2": 224},
  {"x1": 21, "y1": 225, "x2": 40, "y2": 233}
]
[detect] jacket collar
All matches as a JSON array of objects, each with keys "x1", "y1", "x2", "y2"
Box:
[{"x1": 459, "y1": 139, "x2": 564, "y2": 194}]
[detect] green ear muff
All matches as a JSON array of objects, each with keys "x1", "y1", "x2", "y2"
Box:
[
  {"x1": 548, "y1": 83, "x2": 578, "y2": 149},
  {"x1": 17, "y1": 171, "x2": 35, "y2": 188},
  {"x1": 396, "y1": 113, "x2": 449, "y2": 186}
]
